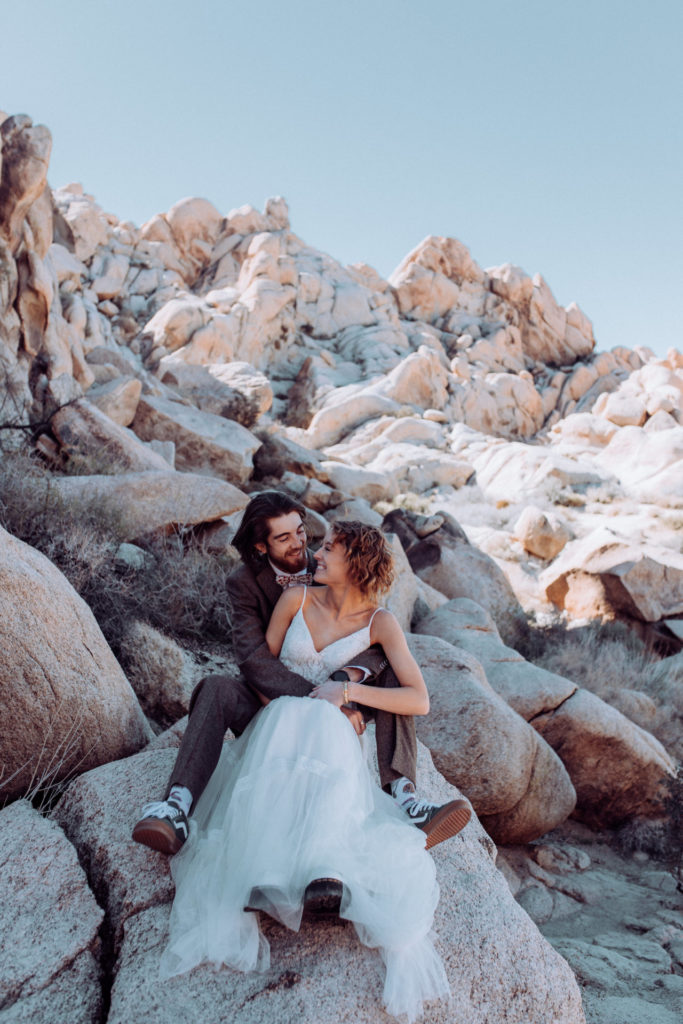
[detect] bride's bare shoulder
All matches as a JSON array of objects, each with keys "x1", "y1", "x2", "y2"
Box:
[
  {"x1": 274, "y1": 584, "x2": 308, "y2": 612},
  {"x1": 369, "y1": 608, "x2": 402, "y2": 642}
]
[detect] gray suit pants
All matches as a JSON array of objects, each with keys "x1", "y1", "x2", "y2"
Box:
[{"x1": 166, "y1": 668, "x2": 417, "y2": 805}]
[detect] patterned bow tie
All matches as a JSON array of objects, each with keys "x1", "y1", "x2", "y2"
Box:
[{"x1": 275, "y1": 571, "x2": 314, "y2": 589}]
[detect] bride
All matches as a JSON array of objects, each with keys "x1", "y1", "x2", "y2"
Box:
[{"x1": 160, "y1": 521, "x2": 453, "y2": 1021}]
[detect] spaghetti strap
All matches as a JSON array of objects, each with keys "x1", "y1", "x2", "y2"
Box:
[
  {"x1": 368, "y1": 606, "x2": 384, "y2": 636},
  {"x1": 298, "y1": 585, "x2": 308, "y2": 612}
]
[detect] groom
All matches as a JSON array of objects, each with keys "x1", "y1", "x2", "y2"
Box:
[{"x1": 133, "y1": 491, "x2": 470, "y2": 871}]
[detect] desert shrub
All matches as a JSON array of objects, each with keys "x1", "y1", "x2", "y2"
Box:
[
  {"x1": 516, "y1": 617, "x2": 683, "y2": 761},
  {"x1": 0, "y1": 702, "x2": 94, "y2": 813},
  {"x1": 616, "y1": 765, "x2": 683, "y2": 882},
  {"x1": 0, "y1": 452, "x2": 237, "y2": 653}
]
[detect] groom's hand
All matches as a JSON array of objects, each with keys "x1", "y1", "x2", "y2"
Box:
[{"x1": 340, "y1": 706, "x2": 366, "y2": 736}]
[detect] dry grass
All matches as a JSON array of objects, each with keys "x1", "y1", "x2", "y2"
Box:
[
  {"x1": 616, "y1": 765, "x2": 683, "y2": 875},
  {"x1": 0, "y1": 703, "x2": 96, "y2": 813},
  {"x1": 0, "y1": 451, "x2": 237, "y2": 654},
  {"x1": 517, "y1": 618, "x2": 683, "y2": 762}
]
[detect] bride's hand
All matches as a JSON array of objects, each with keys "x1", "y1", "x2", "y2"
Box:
[
  {"x1": 310, "y1": 680, "x2": 345, "y2": 707},
  {"x1": 341, "y1": 706, "x2": 366, "y2": 736}
]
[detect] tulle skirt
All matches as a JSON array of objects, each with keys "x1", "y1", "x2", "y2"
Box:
[{"x1": 160, "y1": 696, "x2": 450, "y2": 1021}]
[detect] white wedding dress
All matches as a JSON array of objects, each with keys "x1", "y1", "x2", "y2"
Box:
[{"x1": 160, "y1": 590, "x2": 450, "y2": 1021}]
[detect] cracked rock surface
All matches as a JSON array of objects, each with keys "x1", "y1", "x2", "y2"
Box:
[{"x1": 0, "y1": 800, "x2": 103, "y2": 1023}]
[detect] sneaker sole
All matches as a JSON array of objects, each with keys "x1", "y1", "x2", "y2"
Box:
[
  {"x1": 244, "y1": 878, "x2": 343, "y2": 918},
  {"x1": 421, "y1": 801, "x2": 472, "y2": 850},
  {"x1": 132, "y1": 819, "x2": 183, "y2": 856},
  {"x1": 303, "y1": 878, "x2": 343, "y2": 917}
]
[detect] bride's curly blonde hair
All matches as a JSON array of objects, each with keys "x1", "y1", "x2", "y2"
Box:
[{"x1": 330, "y1": 520, "x2": 394, "y2": 597}]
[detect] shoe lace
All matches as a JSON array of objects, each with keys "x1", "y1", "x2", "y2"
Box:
[
  {"x1": 141, "y1": 800, "x2": 183, "y2": 821},
  {"x1": 407, "y1": 798, "x2": 436, "y2": 818}
]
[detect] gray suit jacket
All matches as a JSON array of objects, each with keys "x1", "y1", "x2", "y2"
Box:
[{"x1": 225, "y1": 552, "x2": 387, "y2": 702}]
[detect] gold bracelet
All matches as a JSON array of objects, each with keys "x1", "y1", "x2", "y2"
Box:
[{"x1": 343, "y1": 681, "x2": 349, "y2": 704}]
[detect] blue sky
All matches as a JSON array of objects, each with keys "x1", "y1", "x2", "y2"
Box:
[{"x1": 2, "y1": 0, "x2": 681, "y2": 357}]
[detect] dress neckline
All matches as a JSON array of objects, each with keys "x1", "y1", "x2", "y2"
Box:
[{"x1": 296, "y1": 602, "x2": 376, "y2": 656}]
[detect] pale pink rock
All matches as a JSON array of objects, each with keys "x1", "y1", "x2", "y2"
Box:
[
  {"x1": 409, "y1": 635, "x2": 576, "y2": 842},
  {"x1": 132, "y1": 392, "x2": 260, "y2": 483},
  {"x1": 415, "y1": 599, "x2": 675, "y2": 827},
  {"x1": 389, "y1": 235, "x2": 486, "y2": 320},
  {"x1": 90, "y1": 251, "x2": 129, "y2": 299},
  {"x1": 307, "y1": 392, "x2": 402, "y2": 448},
  {"x1": 551, "y1": 412, "x2": 618, "y2": 447},
  {"x1": 53, "y1": 184, "x2": 109, "y2": 261},
  {"x1": 0, "y1": 525, "x2": 152, "y2": 800},
  {"x1": 51, "y1": 469, "x2": 249, "y2": 540},
  {"x1": 319, "y1": 460, "x2": 391, "y2": 503},
  {"x1": 52, "y1": 397, "x2": 170, "y2": 472},
  {"x1": 0, "y1": 801, "x2": 103, "y2": 1023},
  {"x1": 366, "y1": 442, "x2": 473, "y2": 492},
  {"x1": 594, "y1": 425, "x2": 683, "y2": 501},
  {"x1": 514, "y1": 505, "x2": 571, "y2": 560},
  {"x1": 0, "y1": 115, "x2": 52, "y2": 253},
  {"x1": 644, "y1": 410, "x2": 678, "y2": 432},
  {"x1": 86, "y1": 375, "x2": 142, "y2": 426},
  {"x1": 541, "y1": 528, "x2": 683, "y2": 622},
  {"x1": 141, "y1": 294, "x2": 207, "y2": 353},
  {"x1": 602, "y1": 390, "x2": 647, "y2": 426},
  {"x1": 165, "y1": 196, "x2": 222, "y2": 268},
  {"x1": 55, "y1": 737, "x2": 584, "y2": 1024},
  {"x1": 48, "y1": 242, "x2": 87, "y2": 285}
]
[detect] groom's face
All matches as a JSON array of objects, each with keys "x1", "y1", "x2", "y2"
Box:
[{"x1": 256, "y1": 511, "x2": 308, "y2": 574}]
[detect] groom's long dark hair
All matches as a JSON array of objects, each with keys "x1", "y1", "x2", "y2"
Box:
[{"x1": 232, "y1": 490, "x2": 307, "y2": 571}]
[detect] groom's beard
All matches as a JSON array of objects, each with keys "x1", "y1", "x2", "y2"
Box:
[{"x1": 268, "y1": 547, "x2": 308, "y2": 574}]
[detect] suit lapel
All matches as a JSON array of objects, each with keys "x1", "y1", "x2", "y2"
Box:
[{"x1": 255, "y1": 563, "x2": 282, "y2": 609}]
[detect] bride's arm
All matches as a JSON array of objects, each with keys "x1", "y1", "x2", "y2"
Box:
[
  {"x1": 312, "y1": 611, "x2": 430, "y2": 716},
  {"x1": 265, "y1": 586, "x2": 304, "y2": 657}
]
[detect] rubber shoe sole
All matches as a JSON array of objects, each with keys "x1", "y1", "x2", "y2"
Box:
[
  {"x1": 132, "y1": 818, "x2": 184, "y2": 856},
  {"x1": 420, "y1": 799, "x2": 471, "y2": 850},
  {"x1": 303, "y1": 877, "x2": 343, "y2": 917},
  {"x1": 244, "y1": 878, "x2": 343, "y2": 918}
]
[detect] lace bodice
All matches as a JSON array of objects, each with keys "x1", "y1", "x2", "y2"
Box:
[{"x1": 279, "y1": 589, "x2": 381, "y2": 686}]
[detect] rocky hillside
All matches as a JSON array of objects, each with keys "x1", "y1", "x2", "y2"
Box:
[{"x1": 1, "y1": 111, "x2": 681, "y2": 1024}]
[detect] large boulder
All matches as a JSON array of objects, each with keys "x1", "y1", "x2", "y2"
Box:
[
  {"x1": 86, "y1": 376, "x2": 142, "y2": 427},
  {"x1": 365, "y1": 442, "x2": 473, "y2": 492},
  {"x1": 306, "y1": 391, "x2": 403, "y2": 449},
  {"x1": 532, "y1": 689, "x2": 675, "y2": 828},
  {"x1": 53, "y1": 184, "x2": 109, "y2": 262},
  {"x1": 50, "y1": 470, "x2": 249, "y2": 540},
  {"x1": 593, "y1": 425, "x2": 683, "y2": 503},
  {"x1": 513, "y1": 505, "x2": 572, "y2": 561},
  {"x1": 415, "y1": 599, "x2": 676, "y2": 827},
  {"x1": 0, "y1": 115, "x2": 52, "y2": 253},
  {"x1": 452, "y1": 431, "x2": 606, "y2": 504},
  {"x1": 0, "y1": 526, "x2": 152, "y2": 801},
  {"x1": 542, "y1": 529, "x2": 683, "y2": 623},
  {"x1": 159, "y1": 361, "x2": 262, "y2": 428},
  {"x1": 389, "y1": 235, "x2": 487, "y2": 321},
  {"x1": 119, "y1": 621, "x2": 239, "y2": 725},
  {"x1": 414, "y1": 599, "x2": 577, "y2": 719},
  {"x1": 384, "y1": 508, "x2": 527, "y2": 645},
  {"x1": 54, "y1": 731, "x2": 585, "y2": 1024},
  {"x1": 0, "y1": 801, "x2": 103, "y2": 1023},
  {"x1": 132, "y1": 392, "x2": 260, "y2": 484},
  {"x1": 51, "y1": 398, "x2": 169, "y2": 473},
  {"x1": 320, "y1": 459, "x2": 392, "y2": 504},
  {"x1": 407, "y1": 634, "x2": 576, "y2": 843}
]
